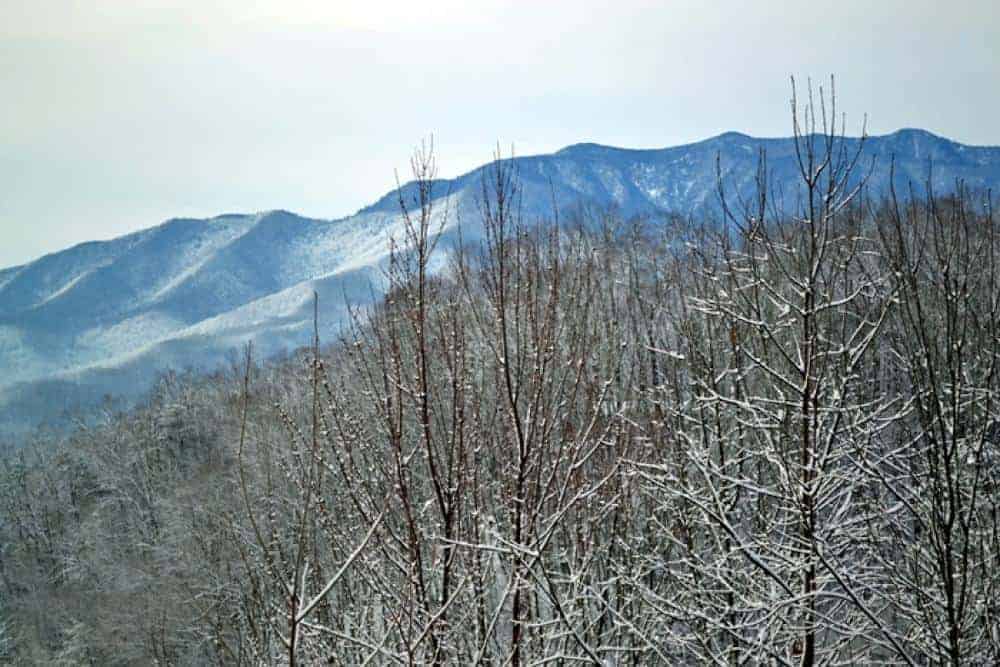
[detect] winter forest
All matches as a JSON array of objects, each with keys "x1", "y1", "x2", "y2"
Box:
[{"x1": 1, "y1": 86, "x2": 999, "y2": 665}]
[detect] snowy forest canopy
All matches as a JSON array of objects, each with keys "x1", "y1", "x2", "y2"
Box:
[{"x1": 1, "y1": 93, "x2": 999, "y2": 665}]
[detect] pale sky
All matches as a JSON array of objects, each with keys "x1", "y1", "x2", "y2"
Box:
[{"x1": 2, "y1": 0, "x2": 998, "y2": 268}]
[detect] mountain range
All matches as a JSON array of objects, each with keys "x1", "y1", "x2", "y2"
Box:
[{"x1": 3, "y1": 128, "x2": 999, "y2": 438}]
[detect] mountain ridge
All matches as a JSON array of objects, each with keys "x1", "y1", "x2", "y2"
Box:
[{"x1": 4, "y1": 128, "x2": 1000, "y2": 438}]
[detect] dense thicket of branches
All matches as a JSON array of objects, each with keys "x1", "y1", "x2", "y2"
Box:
[{"x1": 2, "y1": 90, "x2": 999, "y2": 665}]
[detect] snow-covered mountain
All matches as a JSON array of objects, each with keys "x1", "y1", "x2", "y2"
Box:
[{"x1": 3, "y1": 129, "x2": 999, "y2": 437}]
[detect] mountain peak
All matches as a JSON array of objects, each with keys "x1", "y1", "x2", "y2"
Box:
[
  {"x1": 4, "y1": 127, "x2": 1000, "y2": 436},
  {"x1": 891, "y1": 127, "x2": 939, "y2": 138},
  {"x1": 886, "y1": 128, "x2": 950, "y2": 144},
  {"x1": 255, "y1": 209, "x2": 302, "y2": 222},
  {"x1": 554, "y1": 142, "x2": 626, "y2": 158},
  {"x1": 713, "y1": 131, "x2": 753, "y2": 141}
]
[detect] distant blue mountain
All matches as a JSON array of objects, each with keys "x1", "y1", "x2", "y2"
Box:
[
  {"x1": 2, "y1": 129, "x2": 999, "y2": 438},
  {"x1": 367, "y1": 128, "x2": 1000, "y2": 221}
]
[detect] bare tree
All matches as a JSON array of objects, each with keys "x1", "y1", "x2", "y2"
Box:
[
  {"x1": 633, "y1": 77, "x2": 912, "y2": 664},
  {"x1": 869, "y1": 182, "x2": 1000, "y2": 664}
]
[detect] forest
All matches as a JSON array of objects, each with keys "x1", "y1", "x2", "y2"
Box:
[{"x1": 0, "y1": 89, "x2": 998, "y2": 665}]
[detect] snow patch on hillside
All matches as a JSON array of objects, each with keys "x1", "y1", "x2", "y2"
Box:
[{"x1": 3, "y1": 132, "x2": 1000, "y2": 437}]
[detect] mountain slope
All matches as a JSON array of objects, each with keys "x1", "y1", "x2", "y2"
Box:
[{"x1": 3, "y1": 129, "x2": 999, "y2": 437}]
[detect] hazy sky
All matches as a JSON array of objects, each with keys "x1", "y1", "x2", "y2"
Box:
[{"x1": 2, "y1": 0, "x2": 998, "y2": 268}]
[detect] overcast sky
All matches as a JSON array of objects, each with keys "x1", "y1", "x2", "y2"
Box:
[{"x1": 2, "y1": 0, "x2": 998, "y2": 268}]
